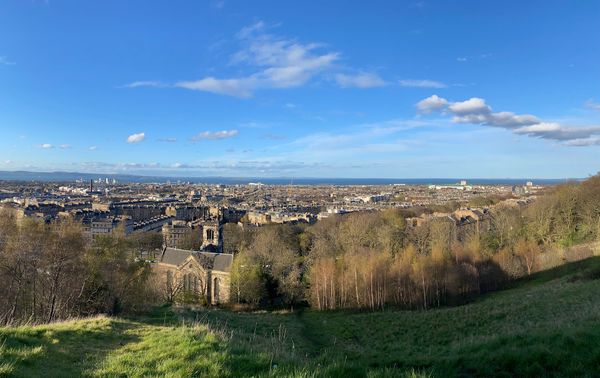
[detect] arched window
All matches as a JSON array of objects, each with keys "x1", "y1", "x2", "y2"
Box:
[
  {"x1": 213, "y1": 277, "x2": 220, "y2": 303},
  {"x1": 166, "y1": 271, "x2": 173, "y2": 289}
]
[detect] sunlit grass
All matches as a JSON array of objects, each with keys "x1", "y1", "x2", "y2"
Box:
[{"x1": 93, "y1": 323, "x2": 227, "y2": 377}]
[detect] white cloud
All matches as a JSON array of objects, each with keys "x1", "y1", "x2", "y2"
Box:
[
  {"x1": 514, "y1": 122, "x2": 560, "y2": 134},
  {"x1": 127, "y1": 132, "x2": 145, "y2": 143},
  {"x1": 128, "y1": 22, "x2": 471, "y2": 98},
  {"x1": 448, "y1": 97, "x2": 490, "y2": 115},
  {"x1": 191, "y1": 130, "x2": 239, "y2": 141},
  {"x1": 176, "y1": 77, "x2": 255, "y2": 98},
  {"x1": 515, "y1": 124, "x2": 600, "y2": 141},
  {"x1": 89, "y1": 145, "x2": 98, "y2": 151},
  {"x1": 130, "y1": 21, "x2": 342, "y2": 98},
  {"x1": 172, "y1": 22, "x2": 339, "y2": 97},
  {"x1": 457, "y1": 57, "x2": 468, "y2": 62},
  {"x1": 399, "y1": 79, "x2": 446, "y2": 88},
  {"x1": 483, "y1": 112, "x2": 540, "y2": 128},
  {"x1": 335, "y1": 73, "x2": 387, "y2": 88},
  {"x1": 128, "y1": 21, "x2": 427, "y2": 97},
  {"x1": 417, "y1": 95, "x2": 600, "y2": 146},
  {"x1": 123, "y1": 81, "x2": 164, "y2": 88},
  {"x1": 416, "y1": 95, "x2": 449, "y2": 114},
  {"x1": 564, "y1": 137, "x2": 600, "y2": 146},
  {"x1": 38, "y1": 143, "x2": 71, "y2": 149}
]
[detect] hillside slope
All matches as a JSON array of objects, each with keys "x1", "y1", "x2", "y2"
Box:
[{"x1": 2, "y1": 257, "x2": 600, "y2": 377}]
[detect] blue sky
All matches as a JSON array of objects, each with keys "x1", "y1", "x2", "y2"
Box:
[{"x1": 1, "y1": 0, "x2": 599, "y2": 178}]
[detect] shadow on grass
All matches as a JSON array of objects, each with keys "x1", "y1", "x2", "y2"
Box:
[
  {"x1": 510, "y1": 255, "x2": 600, "y2": 288},
  {"x1": 118, "y1": 257, "x2": 600, "y2": 377},
  {"x1": 0, "y1": 318, "x2": 140, "y2": 378}
]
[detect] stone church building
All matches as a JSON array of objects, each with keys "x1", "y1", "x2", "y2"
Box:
[{"x1": 155, "y1": 247, "x2": 233, "y2": 304}]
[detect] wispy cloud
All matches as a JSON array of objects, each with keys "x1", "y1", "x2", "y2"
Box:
[
  {"x1": 129, "y1": 21, "x2": 388, "y2": 97},
  {"x1": 417, "y1": 95, "x2": 600, "y2": 146},
  {"x1": 0, "y1": 56, "x2": 15, "y2": 66},
  {"x1": 158, "y1": 137, "x2": 178, "y2": 143},
  {"x1": 123, "y1": 81, "x2": 164, "y2": 88},
  {"x1": 564, "y1": 137, "x2": 600, "y2": 146},
  {"x1": 191, "y1": 130, "x2": 238, "y2": 141},
  {"x1": 172, "y1": 21, "x2": 339, "y2": 97},
  {"x1": 585, "y1": 99, "x2": 600, "y2": 112},
  {"x1": 399, "y1": 79, "x2": 447, "y2": 88},
  {"x1": 335, "y1": 73, "x2": 387, "y2": 88},
  {"x1": 126, "y1": 132, "x2": 146, "y2": 143},
  {"x1": 176, "y1": 77, "x2": 255, "y2": 98},
  {"x1": 456, "y1": 53, "x2": 492, "y2": 63},
  {"x1": 125, "y1": 21, "x2": 458, "y2": 97},
  {"x1": 269, "y1": 118, "x2": 440, "y2": 163},
  {"x1": 238, "y1": 121, "x2": 280, "y2": 129},
  {"x1": 37, "y1": 143, "x2": 72, "y2": 149},
  {"x1": 89, "y1": 145, "x2": 98, "y2": 151},
  {"x1": 78, "y1": 159, "x2": 325, "y2": 175}
]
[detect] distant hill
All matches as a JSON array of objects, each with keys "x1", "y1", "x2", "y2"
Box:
[
  {"x1": 0, "y1": 170, "x2": 577, "y2": 185},
  {"x1": 2, "y1": 256, "x2": 600, "y2": 377}
]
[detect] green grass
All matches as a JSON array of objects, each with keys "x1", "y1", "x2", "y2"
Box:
[{"x1": 3, "y1": 257, "x2": 600, "y2": 377}]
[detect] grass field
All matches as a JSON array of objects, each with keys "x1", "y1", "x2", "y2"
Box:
[{"x1": 2, "y1": 257, "x2": 600, "y2": 377}]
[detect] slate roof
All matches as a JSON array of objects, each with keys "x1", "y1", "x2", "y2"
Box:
[
  {"x1": 159, "y1": 247, "x2": 233, "y2": 272},
  {"x1": 212, "y1": 253, "x2": 233, "y2": 272},
  {"x1": 159, "y1": 247, "x2": 191, "y2": 266}
]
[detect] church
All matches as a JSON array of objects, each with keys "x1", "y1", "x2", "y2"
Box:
[{"x1": 154, "y1": 247, "x2": 233, "y2": 305}]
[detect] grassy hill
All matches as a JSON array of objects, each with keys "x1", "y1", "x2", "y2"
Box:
[{"x1": 2, "y1": 257, "x2": 600, "y2": 377}]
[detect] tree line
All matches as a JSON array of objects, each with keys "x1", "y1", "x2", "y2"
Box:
[
  {"x1": 0, "y1": 215, "x2": 160, "y2": 325},
  {"x1": 227, "y1": 174, "x2": 600, "y2": 310}
]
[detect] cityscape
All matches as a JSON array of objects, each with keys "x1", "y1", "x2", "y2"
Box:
[{"x1": 1, "y1": 177, "x2": 543, "y2": 247}]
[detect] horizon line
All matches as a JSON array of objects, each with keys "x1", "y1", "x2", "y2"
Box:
[{"x1": 0, "y1": 169, "x2": 585, "y2": 182}]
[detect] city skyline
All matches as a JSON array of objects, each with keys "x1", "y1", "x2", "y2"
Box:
[{"x1": 1, "y1": 1, "x2": 600, "y2": 178}]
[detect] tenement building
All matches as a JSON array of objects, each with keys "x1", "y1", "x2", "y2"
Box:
[
  {"x1": 165, "y1": 205, "x2": 211, "y2": 222},
  {"x1": 83, "y1": 216, "x2": 134, "y2": 239},
  {"x1": 162, "y1": 220, "x2": 190, "y2": 248}
]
